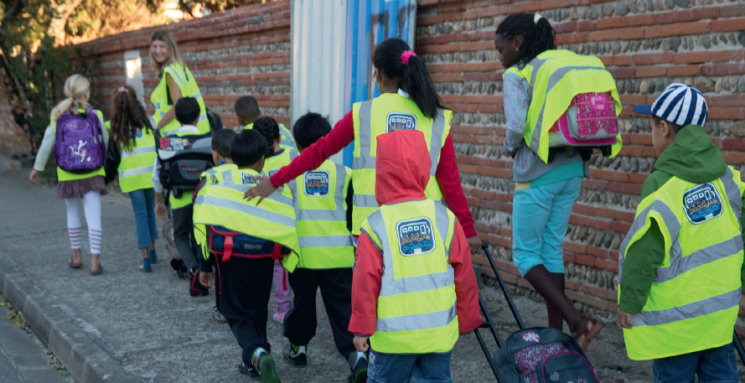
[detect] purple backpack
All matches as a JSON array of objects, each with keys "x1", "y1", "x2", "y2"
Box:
[{"x1": 53, "y1": 107, "x2": 105, "y2": 172}]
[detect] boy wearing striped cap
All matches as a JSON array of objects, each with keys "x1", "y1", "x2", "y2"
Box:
[{"x1": 617, "y1": 83, "x2": 745, "y2": 381}]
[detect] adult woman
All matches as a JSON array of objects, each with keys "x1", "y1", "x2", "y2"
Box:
[
  {"x1": 29, "y1": 74, "x2": 106, "y2": 275},
  {"x1": 495, "y1": 13, "x2": 619, "y2": 348},
  {"x1": 109, "y1": 85, "x2": 159, "y2": 272},
  {"x1": 149, "y1": 31, "x2": 209, "y2": 135},
  {"x1": 246, "y1": 38, "x2": 481, "y2": 253}
]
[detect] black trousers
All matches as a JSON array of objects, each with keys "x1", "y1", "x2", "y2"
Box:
[
  {"x1": 283, "y1": 268, "x2": 355, "y2": 358},
  {"x1": 210, "y1": 256, "x2": 221, "y2": 311},
  {"x1": 171, "y1": 204, "x2": 199, "y2": 271},
  {"x1": 216, "y1": 256, "x2": 274, "y2": 364}
]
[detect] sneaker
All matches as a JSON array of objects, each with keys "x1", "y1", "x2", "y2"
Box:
[
  {"x1": 282, "y1": 343, "x2": 307, "y2": 368},
  {"x1": 272, "y1": 311, "x2": 286, "y2": 324},
  {"x1": 211, "y1": 306, "x2": 227, "y2": 324},
  {"x1": 189, "y1": 270, "x2": 209, "y2": 297},
  {"x1": 348, "y1": 351, "x2": 368, "y2": 383},
  {"x1": 238, "y1": 362, "x2": 260, "y2": 380},
  {"x1": 253, "y1": 350, "x2": 281, "y2": 383}
]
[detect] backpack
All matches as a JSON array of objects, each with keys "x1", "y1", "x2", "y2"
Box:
[
  {"x1": 496, "y1": 327, "x2": 599, "y2": 383},
  {"x1": 206, "y1": 109, "x2": 223, "y2": 135},
  {"x1": 53, "y1": 107, "x2": 106, "y2": 171},
  {"x1": 155, "y1": 129, "x2": 214, "y2": 199},
  {"x1": 208, "y1": 225, "x2": 290, "y2": 262}
]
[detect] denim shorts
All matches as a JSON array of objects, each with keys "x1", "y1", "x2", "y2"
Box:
[
  {"x1": 653, "y1": 343, "x2": 739, "y2": 383},
  {"x1": 367, "y1": 351, "x2": 453, "y2": 383}
]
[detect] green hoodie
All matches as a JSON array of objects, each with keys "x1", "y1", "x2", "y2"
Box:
[{"x1": 618, "y1": 125, "x2": 745, "y2": 314}]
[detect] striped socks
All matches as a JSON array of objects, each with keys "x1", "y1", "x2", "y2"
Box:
[{"x1": 68, "y1": 227, "x2": 82, "y2": 249}]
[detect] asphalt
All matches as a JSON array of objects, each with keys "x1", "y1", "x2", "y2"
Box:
[{"x1": 1, "y1": 155, "x2": 734, "y2": 383}]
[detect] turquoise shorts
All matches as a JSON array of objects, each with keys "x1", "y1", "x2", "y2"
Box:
[{"x1": 511, "y1": 177, "x2": 582, "y2": 277}]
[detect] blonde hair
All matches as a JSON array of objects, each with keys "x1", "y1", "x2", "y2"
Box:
[
  {"x1": 149, "y1": 31, "x2": 185, "y2": 75},
  {"x1": 50, "y1": 74, "x2": 91, "y2": 121}
]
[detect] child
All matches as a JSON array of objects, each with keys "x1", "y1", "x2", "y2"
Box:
[
  {"x1": 279, "y1": 113, "x2": 366, "y2": 382},
  {"x1": 153, "y1": 97, "x2": 208, "y2": 296},
  {"x1": 195, "y1": 129, "x2": 300, "y2": 382},
  {"x1": 29, "y1": 74, "x2": 107, "y2": 275},
  {"x1": 193, "y1": 128, "x2": 237, "y2": 323},
  {"x1": 108, "y1": 85, "x2": 159, "y2": 272},
  {"x1": 235, "y1": 96, "x2": 296, "y2": 149},
  {"x1": 253, "y1": 116, "x2": 296, "y2": 324},
  {"x1": 350, "y1": 130, "x2": 481, "y2": 383},
  {"x1": 618, "y1": 83, "x2": 745, "y2": 381}
]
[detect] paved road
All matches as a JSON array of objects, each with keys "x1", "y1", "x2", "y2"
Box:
[{"x1": 0, "y1": 157, "x2": 663, "y2": 382}]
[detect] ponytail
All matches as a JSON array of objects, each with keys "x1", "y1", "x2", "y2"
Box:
[
  {"x1": 496, "y1": 13, "x2": 556, "y2": 67},
  {"x1": 51, "y1": 74, "x2": 91, "y2": 121},
  {"x1": 373, "y1": 38, "x2": 443, "y2": 120}
]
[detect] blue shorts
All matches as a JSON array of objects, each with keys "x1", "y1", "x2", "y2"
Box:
[{"x1": 511, "y1": 177, "x2": 582, "y2": 277}]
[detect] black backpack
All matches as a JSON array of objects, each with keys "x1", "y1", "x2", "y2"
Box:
[
  {"x1": 206, "y1": 109, "x2": 223, "y2": 135},
  {"x1": 155, "y1": 130, "x2": 214, "y2": 199}
]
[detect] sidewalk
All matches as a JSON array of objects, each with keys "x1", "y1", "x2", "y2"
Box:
[{"x1": 0, "y1": 156, "x2": 657, "y2": 382}]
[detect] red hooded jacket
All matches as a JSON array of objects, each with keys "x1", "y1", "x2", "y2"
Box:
[{"x1": 348, "y1": 130, "x2": 482, "y2": 339}]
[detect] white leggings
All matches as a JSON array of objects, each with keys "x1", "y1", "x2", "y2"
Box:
[{"x1": 65, "y1": 191, "x2": 102, "y2": 254}]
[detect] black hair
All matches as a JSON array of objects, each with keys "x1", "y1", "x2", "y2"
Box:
[
  {"x1": 373, "y1": 38, "x2": 443, "y2": 120},
  {"x1": 252, "y1": 116, "x2": 280, "y2": 156},
  {"x1": 496, "y1": 13, "x2": 556, "y2": 67},
  {"x1": 230, "y1": 129, "x2": 268, "y2": 167},
  {"x1": 234, "y1": 96, "x2": 260, "y2": 122},
  {"x1": 652, "y1": 115, "x2": 684, "y2": 133},
  {"x1": 293, "y1": 112, "x2": 331, "y2": 148},
  {"x1": 174, "y1": 97, "x2": 200, "y2": 125},
  {"x1": 212, "y1": 129, "x2": 237, "y2": 158}
]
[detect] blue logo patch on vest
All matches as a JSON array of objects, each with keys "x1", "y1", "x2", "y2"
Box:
[
  {"x1": 386, "y1": 113, "x2": 417, "y2": 132},
  {"x1": 241, "y1": 172, "x2": 259, "y2": 185},
  {"x1": 683, "y1": 183, "x2": 723, "y2": 225},
  {"x1": 396, "y1": 217, "x2": 435, "y2": 256},
  {"x1": 304, "y1": 170, "x2": 330, "y2": 196}
]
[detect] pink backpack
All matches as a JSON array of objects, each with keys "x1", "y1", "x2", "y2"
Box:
[{"x1": 547, "y1": 92, "x2": 618, "y2": 150}]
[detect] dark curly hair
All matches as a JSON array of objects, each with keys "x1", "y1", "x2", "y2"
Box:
[
  {"x1": 496, "y1": 13, "x2": 556, "y2": 68},
  {"x1": 110, "y1": 85, "x2": 153, "y2": 151}
]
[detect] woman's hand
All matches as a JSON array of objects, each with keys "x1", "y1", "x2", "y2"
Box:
[
  {"x1": 244, "y1": 176, "x2": 276, "y2": 205},
  {"x1": 28, "y1": 169, "x2": 39, "y2": 184},
  {"x1": 155, "y1": 202, "x2": 168, "y2": 221}
]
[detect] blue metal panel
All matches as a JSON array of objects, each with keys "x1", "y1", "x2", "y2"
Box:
[{"x1": 342, "y1": 0, "x2": 417, "y2": 168}]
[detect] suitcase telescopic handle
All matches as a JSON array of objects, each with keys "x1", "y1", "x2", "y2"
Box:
[{"x1": 481, "y1": 241, "x2": 526, "y2": 330}]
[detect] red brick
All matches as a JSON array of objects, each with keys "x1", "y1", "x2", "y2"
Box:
[
  {"x1": 563, "y1": 251, "x2": 577, "y2": 264},
  {"x1": 575, "y1": 253, "x2": 596, "y2": 267},
  {"x1": 636, "y1": 66, "x2": 667, "y2": 77},
  {"x1": 553, "y1": 21, "x2": 577, "y2": 33},
  {"x1": 577, "y1": 21, "x2": 596, "y2": 31},
  {"x1": 589, "y1": 28, "x2": 644, "y2": 41},
  {"x1": 566, "y1": 290, "x2": 612, "y2": 311},
  {"x1": 610, "y1": 221, "x2": 632, "y2": 234},
  {"x1": 701, "y1": 63, "x2": 745, "y2": 76},
  {"x1": 633, "y1": 52, "x2": 674, "y2": 65},
  {"x1": 573, "y1": 203, "x2": 597, "y2": 217},
  {"x1": 556, "y1": 33, "x2": 589, "y2": 44},
  {"x1": 589, "y1": 168, "x2": 629, "y2": 182},
  {"x1": 597, "y1": 17, "x2": 627, "y2": 29},
  {"x1": 667, "y1": 64, "x2": 700, "y2": 77},
  {"x1": 720, "y1": 4, "x2": 745, "y2": 17},
  {"x1": 611, "y1": 251, "x2": 620, "y2": 262},
  {"x1": 608, "y1": 182, "x2": 643, "y2": 195},
  {"x1": 709, "y1": 107, "x2": 744, "y2": 120},
  {"x1": 654, "y1": 8, "x2": 720, "y2": 24},
  {"x1": 569, "y1": 214, "x2": 611, "y2": 231},
  {"x1": 597, "y1": 207, "x2": 635, "y2": 222},
  {"x1": 711, "y1": 50, "x2": 745, "y2": 63},
  {"x1": 612, "y1": 55, "x2": 632, "y2": 66},
  {"x1": 673, "y1": 51, "x2": 710, "y2": 64},
  {"x1": 595, "y1": 258, "x2": 619, "y2": 273},
  {"x1": 712, "y1": 18, "x2": 745, "y2": 32},
  {"x1": 711, "y1": 95, "x2": 745, "y2": 107},
  {"x1": 645, "y1": 21, "x2": 710, "y2": 38},
  {"x1": 625, "y1": 14, "x2": 655, "y2": 27},
  {"x1": 580, "y1": 283, "x2": 615, "y2": 301},
  {"x1": 587, "y1": 246, "x2": 610, "y2": 259},
  {"x1": 564, "y1": 241, "x2": 588, "y2": 255},
  {"x1": 724, "y1": 151, "x2": 745, "y2": 165},
  {"x1": 629, "y1": 173, "x2": 650, "y2": 184},
  {"x1": 582, "y1": 179, "x2": 609, "y2": 191}
]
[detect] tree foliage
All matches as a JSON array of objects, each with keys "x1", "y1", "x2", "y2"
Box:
[{"x1": 178, "y1": 0, "x2": 277, "y2": 15}]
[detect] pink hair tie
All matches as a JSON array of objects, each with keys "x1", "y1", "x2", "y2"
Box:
[
  {"x1": 118, "y1": 87, "x2": 129, "y2": 93},
  {"x1": 401, "y1": 50, "x2": 417, "y2": 66}
]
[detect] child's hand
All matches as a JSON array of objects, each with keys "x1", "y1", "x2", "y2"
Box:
[
  {"x1": 155, "y1": 202, "x2": 168, "y2": 221},
  {"x1": 459, "y1": 331, "x2": 474, "y2": 336},
  {"x1": 617, "y1": 311, "x2": 635, "y2": 329},
  {"x1": 199, "y1": 271, "x2": 213, "y2": 289},
  {"x1": 739, "y1": 294, "x2": 745, "y2": 318},
  {"x1": 28, "y1": 169, "x2": 39, "y2": 184},
  {"x1": 353, "y1": 336, "x2": 369, "y2": 352}
]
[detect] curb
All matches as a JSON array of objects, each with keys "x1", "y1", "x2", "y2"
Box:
[{"x1": 0, "y1": 255, "x2": 138, "y2": 383}]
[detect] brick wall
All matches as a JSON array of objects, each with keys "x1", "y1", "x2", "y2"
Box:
[
  {"x1": 78, "y1": 0, "x2": 291, "y2": 129},
  {"x1": 416, "y1": 0, "x2": 745, "y2": 318}
]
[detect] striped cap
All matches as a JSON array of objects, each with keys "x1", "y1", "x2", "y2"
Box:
[{"x1": 632, "y1": 83, "x2": 708, "y2": 127}]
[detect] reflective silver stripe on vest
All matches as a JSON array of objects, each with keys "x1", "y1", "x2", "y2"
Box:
[
  {"x1": 280, "y1": 125, "x2": 296, "y2": 148},
  {"x1": 656, "y1": 235, "x2": 744, "y2": 283},
  {"x1": 121, "y1": 145, "x2": 156, "y2": 159},
  {"x1": 298, "y1": 235, "x2": 354, "y2": 248},
  {"x1": 297, "y1": 209, "x2": 346, "y2": 221},
  {"x1": 531, "y1": 66, "x2": 610, "y2": 151},
  {"x1": 353, "y1": 156, "x2": 376, "y2": 170},
  {"x1": 434, "y1": 203, "x2": 453, "y2": 257},
  {"x1": 160, "y1": 111, "x2": 167, "y2": 117},
  {"x1": 192, "y1": 91, "x2": 202, "y2": 100},
  {"x1": 354, "y1": 194, "x2": 379, "y2": 208},
  {"x1": 198, "y1": 194, "x2": 295, "y2": 227},
  {"x1": 119, "y1": 165, "x2": 152, "y2": 179},
  {"x1": 214, "y1": 176, "x2": 293, "y2": 206},
  {"x1": 428, "y1": 109, "x2": 446, "y2": 177},
  {"x1": 368, "y1": 207, "x2": 455, "y2": 298},
  {"x1": 722, "y1": 167, "x2": 742, "y2": 229},
  {"x1": 169, "y1": 67, "x2": 185, "y2": 85},
  {"x1": 630, "y1": 288, "x2": 741, "y2": 327},
  {"x1": 198, "y1": 114, "x2": 207, "y2": 124},
  {"x1": 162, "y1": 127, "x2": 196, "y2": 137},
  {"x1": 376, "y1": 303, "x2": 457, "y2": 332},
  {"x1": 526, "y1": 56, "x2": 551, "y2": 100}
]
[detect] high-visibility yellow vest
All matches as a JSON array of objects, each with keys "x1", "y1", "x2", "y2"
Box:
[
  {"x1": 163, "y1": 129, "x2": 205, "y2": 210},
  {"x1": 361, "y1": 199, "x2": 458, "y2": 353},
  {"x1": 619, "y1": 166, "x2": 745, "y2": 360},
  {"x1": 193, "y1": 167, "x2": 300, "y2": 272},
  {"x1": 151, "y1": 63, "x2": 210, "y2": 135},
  {"x1": 504, "y1": 49, "x2": 623, "y2": 163},
  {"x1": 352, "y1": 93, "x2": 451, "y2": 235},
  {"x1": 193, "y1": 163, "x2": 237, "y2": 244},
  {"x1": 264, "y1": 148, "x2": 298, "y2": 177},
  {"x1": 294, "y1": 159, "x2": 354, "y2": 269},
  {"x1": 53, "y1": 109, "x2": 106, "y2": 182},
  {"x1": 117, "y1": 126, "x2": 156, "y2": 193},
  {"x1": 244, "y1": 123, "x2": 296, "y2": 150}
]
